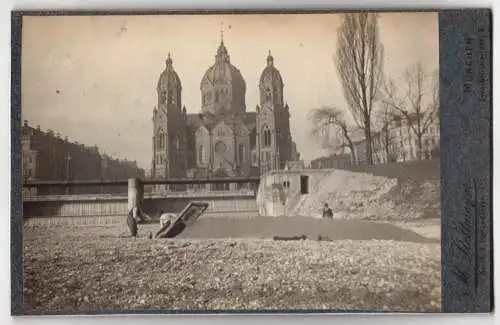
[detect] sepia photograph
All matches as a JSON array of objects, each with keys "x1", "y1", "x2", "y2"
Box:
[{"x1": 19, "y1": 11, "x2": 441, "y2": 313}]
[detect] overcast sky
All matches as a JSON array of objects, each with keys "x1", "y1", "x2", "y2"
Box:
[{"x1": 21, "y1": 12, "x2": 438, "y2": 169}]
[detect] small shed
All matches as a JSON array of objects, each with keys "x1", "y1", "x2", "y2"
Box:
[{"x1": 255, "y1": 169, "x2": 333, "y2": 217}]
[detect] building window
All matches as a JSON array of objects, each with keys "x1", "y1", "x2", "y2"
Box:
[
  {"x1": 262, "y1": 126, "x2": 272, "y2": 147},
  {"x1": 157, "y1": 131, "x2": 166, "y2": 149},
  {"x1": 198, "y1": 145, "x2": 206, "y2": 164},
  {"x1": 238, "y1": 144, "x2": 245, "y2": 163},
  {"x1": 251, "y1": 151, "x2": 257, "y2": 166}
]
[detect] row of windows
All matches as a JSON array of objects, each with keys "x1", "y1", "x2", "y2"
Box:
[
  {"x1": 197, "y1": 144, "x2": 248, "y2": 165},
  {"x1": 202, "y1": 89, "x2": 229, "y2": 105},
  {"x1": 398, "y1": 137, "x2": 438, "y2": 148},
  {"x1": 156, "y1": 134, "x2": 181, "y2": 150},
  {"x1": 196, "y1": 126, "x2": 279, "y2": 149},
  {"x1": 379, "y1": 134, "x2": 438, "y2": 149},
  {"x1": 23, "y1": 168, "x2": 34, "y2": 178}
]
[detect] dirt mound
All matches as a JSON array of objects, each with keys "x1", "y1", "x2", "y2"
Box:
[
  {"x1": 177, "y1": 216, "x2": 434, "y2": 243},
  {"x1": 288, "y1": 170, "x2": 440, "y2": 222},
  {"x1": 292, "y1": 170, "x2": 397, "y2": 219},
  {"x1": 382, "y1": 178, "x2": 440, "y2": 220}
]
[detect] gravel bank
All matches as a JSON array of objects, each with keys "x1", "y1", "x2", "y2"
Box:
[{"x1": 23, "y1": 222, "x2": 441, "y2": 314}]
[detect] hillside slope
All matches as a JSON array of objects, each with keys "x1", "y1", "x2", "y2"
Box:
[
  {"x1": 256, "y1": 163, "x2": 440, "y2": 222},
  {"x1": 293, "y1": 170, "x2": 440, "y2": 221}
]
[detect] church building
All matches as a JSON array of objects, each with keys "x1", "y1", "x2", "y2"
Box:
[{"x1": 151, "y1": 36, "x2": 299, "y2": 188}]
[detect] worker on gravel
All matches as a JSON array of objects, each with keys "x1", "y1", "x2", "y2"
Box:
[
  {"x1": 126, "y1": 205, "x2": 152, "y2": 238},
  {"x1": 322, "y1": 203, "x2": 333, "y2": 219},
  {"x1": 159, "y1": 211, "x2": 177, "y2": 228},
  {"x1": 131, "y1": 205, "x2": 152, "y2": 224}
]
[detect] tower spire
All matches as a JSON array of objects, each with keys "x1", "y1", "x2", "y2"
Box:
[
  {"x1": 220, "y1": 20, "x2": 224, "y2": 44},
  {"x1": 166, "y1": 52, "x2": 172, "y2": 67},
  {"x1": 216, "y1": 21, "x2": 229, "y2": 62},
  {"x1": 267, "y1": 49, "x2": 274, "y2": 66}
]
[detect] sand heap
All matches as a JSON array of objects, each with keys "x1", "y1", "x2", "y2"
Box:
[{"x1": 259, "y1": 169, "x2": 440, "y2": 221}]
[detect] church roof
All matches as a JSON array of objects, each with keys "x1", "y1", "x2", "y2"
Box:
[
  {"x1": 259, "y1": 50, "x2": 283, "y2": 87},
  {"x1": 156, "y1": 53, "x2": 182, "y2": 92},
  {"x1": 200, "y1": 40, "x2": 246, "y2": 111}
]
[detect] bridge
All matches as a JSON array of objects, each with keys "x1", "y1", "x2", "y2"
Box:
[{"x1": 23, "y1": 176, "x2": 261, "y2": 224}]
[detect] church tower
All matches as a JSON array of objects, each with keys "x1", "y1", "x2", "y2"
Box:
[
  {"x1": 200, "y1": 34, "x2": 246, "y2": 122},
  {"x1": 256, "y1": 51, "x2": 292, "y2": 173},
  {"x1": 152, "y1": 53, "x2": 188, "y2": 185}
]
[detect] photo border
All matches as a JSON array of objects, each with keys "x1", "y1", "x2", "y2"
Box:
[{"x1": 10, "y1": 8, "x2": 493, "y2": 315}]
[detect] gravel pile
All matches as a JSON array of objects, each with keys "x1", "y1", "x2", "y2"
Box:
[
  {"x1": 23, "y1": 223, "x2": 441, "y2": 314},
  {"x1": 178, "y1": 217, "x2": 435, "y2": 243}
]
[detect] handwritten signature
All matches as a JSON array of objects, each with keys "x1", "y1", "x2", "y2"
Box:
[{"x1": 450, "y1": 178, "x2": 488, "y2": 301}]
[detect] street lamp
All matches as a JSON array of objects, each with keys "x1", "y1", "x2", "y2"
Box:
[{"x1": 65, "y1": 152, "x2": 71, "y2": 195}]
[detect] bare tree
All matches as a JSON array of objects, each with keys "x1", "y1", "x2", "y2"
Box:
[
  {"x1": 335, "y1": 13, "x2": 384, "y2": 166},
  {"x1": 373, "y1": 102, "x2": 403, "y2": 163},
  {"x1": 382, "y1": 63, "x2": 439, "y2": 160},
  {"x1": 310, "y1": 106, "x2": 356, "y2": 164}
]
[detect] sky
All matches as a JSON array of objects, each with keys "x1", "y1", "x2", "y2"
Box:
[{"x1": 21, "y1": 12, "x2": 438, "y2": 169}]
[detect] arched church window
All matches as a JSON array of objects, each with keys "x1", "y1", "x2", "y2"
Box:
[
  {"x1": 157, "y1": 133, "x2": 162, "y2": 149},
  {"x1": 238, "y1": 144, "x2": 245, "y2": 163},
  {"x1": 264, "y1": 87, "x2": 271, "y2": 101},
  {"x1": 262, "y1": 126, "x2": 272, "y2": 147},
  {"x1": 198, "y1": 145, "x2": 206, "y2": 164},
  {"x1": 174, "y1": 136, "x2": 180, "y2": 149}
]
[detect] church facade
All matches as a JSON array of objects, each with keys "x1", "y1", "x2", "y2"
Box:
[{"x1": 151, "y1": 38, "x2": 299, "y2": 187}]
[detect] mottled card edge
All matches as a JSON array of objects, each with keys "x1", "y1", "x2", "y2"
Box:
[{"x1": 9, "y1": 8, "x2": 494, "y2": 316}]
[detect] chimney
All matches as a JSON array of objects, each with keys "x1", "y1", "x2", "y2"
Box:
[
  {"x1": 64, "y1": 136, "x2": 68, "y2": 142},
  {"x1": 56, "y1": 133, "x2": 61, "y2": 139},
  {"x1": 23, "y1": 120, "x2": 28, "y2": 127},
  {"x1": 36, "y1": 125, "x2": 41, "y2": 131}
]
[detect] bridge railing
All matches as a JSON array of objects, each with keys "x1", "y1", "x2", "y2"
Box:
[
  {"x1": 22, "y1": 176, "x2": 262, "y2": 220},
  {"x1": 22, "y1": 176, "x2": 261, "y2": 199}
]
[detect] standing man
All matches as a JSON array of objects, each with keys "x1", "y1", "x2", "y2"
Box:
[{"x1": 322, "y1": 203, "x2": 333, "y2": 219}]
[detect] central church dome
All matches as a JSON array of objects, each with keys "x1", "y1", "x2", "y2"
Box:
[{"x1": 200, "y1": 38, "x2": 246, "y2": 117}]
